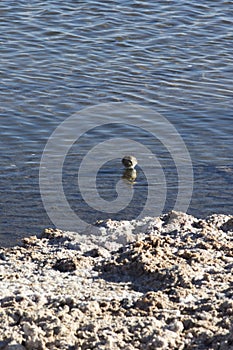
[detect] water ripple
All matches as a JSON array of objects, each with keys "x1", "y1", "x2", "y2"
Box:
[{"x1": 0, "y1": 0, "x2": 233, "y2": 245}]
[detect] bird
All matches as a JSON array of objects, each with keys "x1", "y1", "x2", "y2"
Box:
[{"x1": 122, "y1": 155, "x2": 138, "y2": 169}]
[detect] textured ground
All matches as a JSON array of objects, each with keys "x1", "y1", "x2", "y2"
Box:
[{"x1": 1, "y1": 211, "x2": 233, "y2": 350}]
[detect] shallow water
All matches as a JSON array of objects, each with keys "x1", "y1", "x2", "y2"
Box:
[{"x1": 1, "y1": 0, "x2": 233, "y2": 246}]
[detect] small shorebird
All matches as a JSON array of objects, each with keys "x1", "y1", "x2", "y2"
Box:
[{"x1": 122, "y1": 155, "x2": 137, "y2": 169}]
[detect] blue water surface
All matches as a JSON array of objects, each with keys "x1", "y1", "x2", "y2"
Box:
[{"x1": 0, "y1": 0, "x2": 233, "y2": 246}]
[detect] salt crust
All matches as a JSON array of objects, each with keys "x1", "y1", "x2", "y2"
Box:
[{"x1": 0, "y1": 211, "x2": 233, "y2": 349}]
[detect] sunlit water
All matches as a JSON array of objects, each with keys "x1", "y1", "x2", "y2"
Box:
[{"x1": 1, "y1": 0, "x2": 233, "y2": 246}]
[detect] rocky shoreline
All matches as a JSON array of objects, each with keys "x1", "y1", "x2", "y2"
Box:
[{"x1": 1, "y1": 211, "x2": 233, "y2": 350}]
